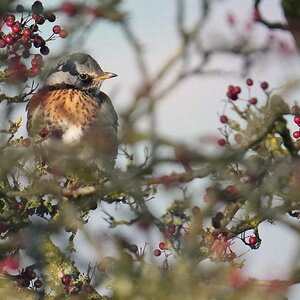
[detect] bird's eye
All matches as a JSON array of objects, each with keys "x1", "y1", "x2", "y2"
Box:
[{"x1": 78, "y1": 74, "x2": 90, "y2": 81}]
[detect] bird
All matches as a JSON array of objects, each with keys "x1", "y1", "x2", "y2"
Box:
[{"x1": 26, "y1": 53, "x2": 118, "y2": 172}]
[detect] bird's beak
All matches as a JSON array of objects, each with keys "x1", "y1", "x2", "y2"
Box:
[{"x1": 94, "y1": 72, "x2": 117, "y2": 82}]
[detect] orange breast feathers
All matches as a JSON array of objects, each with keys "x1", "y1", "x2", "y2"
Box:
[{"x1": 26, "y1": 88, "x2": 99, "y2": 139}]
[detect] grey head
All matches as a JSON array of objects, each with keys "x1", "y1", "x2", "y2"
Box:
[{"x1": 45, "y1": 53, "x2": 117, "y2": 91}]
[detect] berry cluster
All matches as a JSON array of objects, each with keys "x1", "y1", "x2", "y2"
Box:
[
  {"x1": 153, "y1": 242, "x2": 168, "y2": 257},
  {"x1": 0, "y1": 1, "x2": 68, "y2": 81},
  {"x1": 217, "y1": 78, "x2": 270, "y2": 147},
  {"x1": 293, "y1": 113, "x2": 300, "y2": 139},
  {"x1": 15, "y1": 266, "x2": 43, "y2": 289}
]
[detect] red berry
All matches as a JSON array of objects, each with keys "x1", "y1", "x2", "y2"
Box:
[
  {"x1": 233, "y1": 86, "x2": 241, "y2": 94},
  {"x1": 33, "y1": 36, "x2": 45, "y2": 48},
  {"x1": 5, "y1": 35, "x2": 14, "y2": 45},
  {"x1": 220, "y1": 115, "x2": 228, "y2": 123},
  {"x1": 16, "y1": 202, "x2": 25, "y2": 211},
  {"x1": 61, "y1": 275, "x2": 71, "y2": 285},
  {"x1": 59, "y1": 29, "x2": 68, "y2": 38},
  {"x1": 12, "y1": 21, "x2": 21, "y2": 33},
  {"x1": 65, "y1": 284, "x2": 75, "y2": 293},
  {"x1": 246, "y1": 78, "x2": 253, "y2": 86},
  {"x1": 248, "y1": 236, "x2": 257, "y2": 245},
  {"x1": 5, "y1": 15, "x2": 15, "y2": 27},
  {"x1": 52, "y1": 25, "x2": 61, "y2": 34},
  {"x1": 153, "y1": 249, "x2": 161, "y2": 256},
  {"x1": 293, "y1": 131, "x2": 300, "y2": 139},
  {"x1": 159, "y1": 242, "x2": 166, "y2": 250},
  {"x1": 217, "y1": 139, "x2": 226, "y2": 146},
  {"x1": 260, "y1": 81, "x2": 269, "y2": 90},
  {"x1": 22, "y1": 28, "x2": 32, "y2": 37},
  {"x1": 226, "y1": 185, "x2": 236, "y2": 194},
  {"x1": 34, "y1": 279, "x2": 43, "y2": 288},
  {"x1": 294, "y1": 116, "x2": 300, "y2": 125},
  {"x1": 248, "y1": 97, "x2": 257, "y2": 105},
  {"x1": 0, "y1": 39, "x2": 7, "y2": 48}
]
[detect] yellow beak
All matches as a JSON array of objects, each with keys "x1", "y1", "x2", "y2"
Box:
[{"x1": 94, "y1": 72, "x2": 117, "y2": 82}]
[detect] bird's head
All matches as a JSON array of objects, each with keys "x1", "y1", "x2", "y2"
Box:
[{"x1": 45, "y1": 53, "x2": 117, "y2": 91}]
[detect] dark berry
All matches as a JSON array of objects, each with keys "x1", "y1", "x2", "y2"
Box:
[
  {"x1": 16, "y1": 5, "x2": 24, "y2": 13},
  {"x1": 40, "y1": 45, "x2": 49, "y2": 55},
  {"x1": 260, "y1": 81, "x2": 269, "y2": 90},
  {"x1": 36, "y1": 16, "x2": 45, "y2": 25},
  {"x1": 44, "y1": 12, "x2": 56, "y2": 22},
  {"x1": 34, "y1": 279, "x2": 42, "y2": 288},
  {"x1": 32, "y1": 1, "x2": 44, "y2": 14},
  {"x1": 153, "y1": 249, "x2": 161, "y2": 256},
  {"x1": 0, "y1": 39, "x2": 7, "y2": 48},
  {"x1": 246, "y1": 78, "x2": 253, "y2": 86},
  {"x1": 33, "y1": 36, "x2": 45, "y2": 48}
]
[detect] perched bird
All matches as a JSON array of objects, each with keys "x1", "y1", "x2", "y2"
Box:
[{"x1": 26, "y1": 53, "x2": 118, "y2": 171}]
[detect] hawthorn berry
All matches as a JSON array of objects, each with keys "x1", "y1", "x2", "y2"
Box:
[
  {"x1": 59, "y1": 29, "x2": 68, "y2": 38},
  {"x1": 153, "y1": 249, "x2": 161, "y2": 256},
  {"x1": 260, "y1": 81, "x2": 269, "y2": 90},
  {"x1": 34, "y1": 279, "x2": 43, "y2": 288},
  {"x1": 16, "y1": 202, "x2": 25, "y2": 212},
  {"x1": 248, "y1": 236, "x2": 257, "y2": 245},
  {"x1": 220, "y1": 115, "x2": 228, "y2": 123},
  {"x1": 33, "y1": 36, "x2": 45, "y2": 48},
  {"x1": 40, "y1": 45, "x2": 50, "y2": 55},
  {"x1": 246, "y1": 78, "x2": 253, "y2": 86},
  {"x1": 61, "y1": 275, "x2": 71, "y2": 285},
  {"x1": 52, "y1": 25, "x2": 61, "y2": 34},
  {"x1": 5, "y1": 15, "x2": 15, "y2": 27},
  {"x1": 12, "y1": 21, "x2": 21, "y2": 33},
  {"x1": 65, "y1": 284, "x2": 75, "y2": 293},
  {"x1": 217, "y1": 139, "x2": 226, "y2": 146},
  {"x1": 44, "y1": 12, "x2": 56, "y2": 22},
  {"x1": 5, "y1": 35, "x2": 14, "y2": 45},
  {"x1": 32, "y1": 1, "x2": 44, "y2": 14},
  {"x1": 294, "y1": 116, "x2": 300, "y2": 125},
  {"x1": 293, "y1": 131, "x2": 300, "y2": 139},
  {"x1": 226, "y1": 185, "x2": 236, "y2": 194},
  {"x1": 248, "y1": 97, "x2": 257, "y2": 105},
  {"x1": 159, "y1": 242, "x2": 166, "y2": 250},
  {"x1": 0, "y1": 39, "x2": 7, "y2": 48},
  {"x1": 22, "y1": 29, "x2": 32, "y2": 37},
  {"x1": 16, "y1": 5, "x2": 24, "y2": 13}
]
